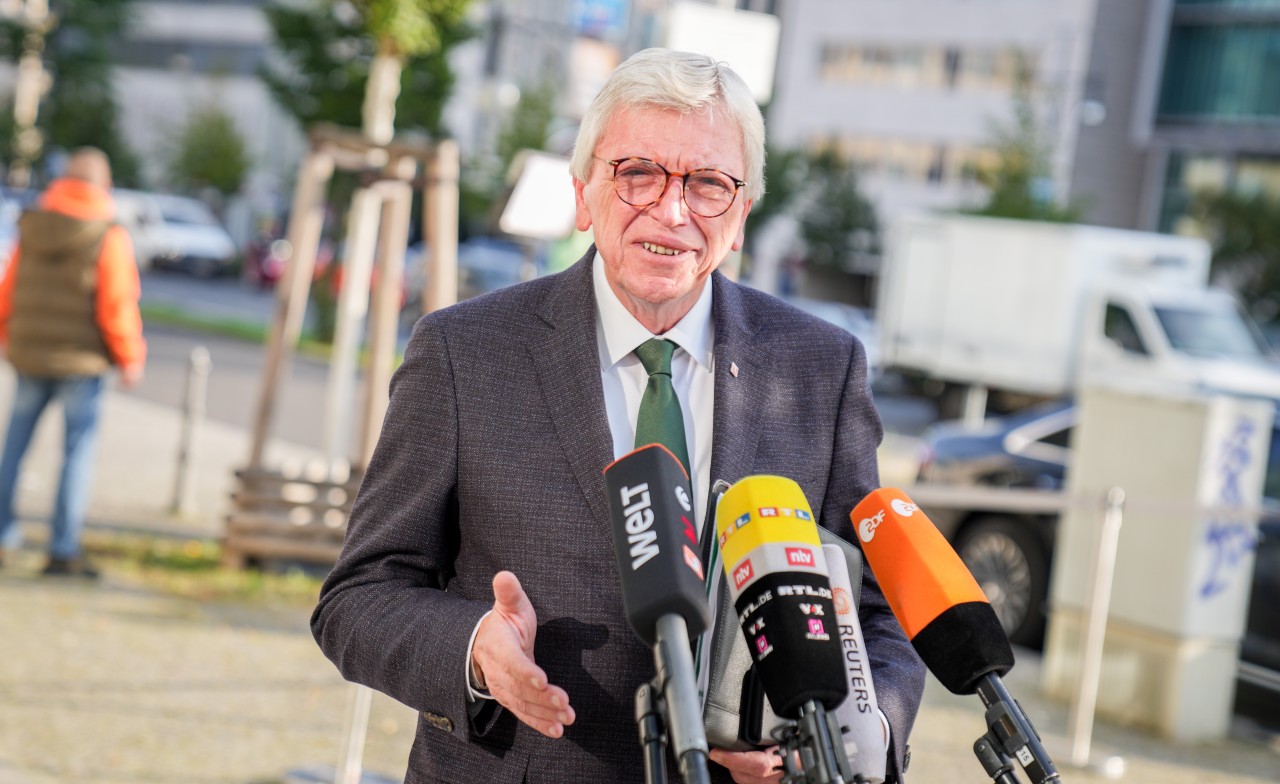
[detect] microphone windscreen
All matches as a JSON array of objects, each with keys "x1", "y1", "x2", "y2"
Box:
[
  {"x1": 851, "y1": 488, "x2": 1014, "y2": 695},
  {"x1": 604, "y1": 444, "x2": 710, "y2": 645},
  {"x1": 717, "y1": 475, "x2": 847, "y2": 717}
]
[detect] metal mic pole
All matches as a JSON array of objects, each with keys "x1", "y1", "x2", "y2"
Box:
[
  {"x1": 655, "y1": 614, "x2": 711, "y2": 784},
  {"x1": 635, "y1": 682, "x2": 668, "y2": 784}
]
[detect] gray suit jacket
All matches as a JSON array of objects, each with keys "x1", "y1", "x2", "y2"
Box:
[{"x1": 313, "y1": 249, "x2": 926, "y2": 783}]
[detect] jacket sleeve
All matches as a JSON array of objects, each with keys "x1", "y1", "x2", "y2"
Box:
[
  {"x1": 823, "y1": 334, "x2": 928, "y2": 783},
  {"x1": 95, "y1": 225, "x2": 146, "y2": 368},
  {"x1": 311, "y1": 315, "x2": 494, "y2": 737}
]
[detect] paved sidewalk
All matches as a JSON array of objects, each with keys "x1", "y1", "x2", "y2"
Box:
[{"x1": 0, "y1": 354, "x2": 1277, "y2": 782}]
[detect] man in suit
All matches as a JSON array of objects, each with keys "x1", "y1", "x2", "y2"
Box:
[{"x1": 313, "y1": 48, "x2": 925, "y2": 783}]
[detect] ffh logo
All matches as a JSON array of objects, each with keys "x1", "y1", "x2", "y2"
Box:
[
  {"x1": 785, "y1": 547, "x2": 815, "y2": 567},
  {"x1": 733, "y1": 560, "x2": 754, "y2": 590}
]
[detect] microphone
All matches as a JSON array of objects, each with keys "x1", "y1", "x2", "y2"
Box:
[
  {"x1": 822, "y1": 543, "x2": 888, "y2": 784},
  {"x1": 717, "y1": 475, "x2": 852, "y2": 783},
  {"x1": 851, "y1": 488, "x2": 1060, "y2": 784},
  {"x1": 604, "y1": 444, "x2": 711, "y2": 784}
]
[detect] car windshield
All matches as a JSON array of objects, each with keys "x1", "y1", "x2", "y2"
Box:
[
  {"x1": 1154, "y1": 303, "x2": 1271, "y2": 360},
  {"x1": 157, "y1": 199, "x2": 219, "y2": 227}
]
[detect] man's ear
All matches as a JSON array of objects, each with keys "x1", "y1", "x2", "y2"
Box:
[
  {"x1": 731, "y1": 198, "x2": 753, "y2": 251},
  {"x1": 574, "y1": 178, "x2": 594, "y2": 232}
]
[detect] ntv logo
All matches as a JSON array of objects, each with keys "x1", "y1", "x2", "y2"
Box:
[{"x1": 785, "y1": 547, "x2": 815, "y2": 567}]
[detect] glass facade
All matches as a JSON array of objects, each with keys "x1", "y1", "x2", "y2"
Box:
[
  {"x1": 1175, "y1": 0, "x2": 1280, "y2": 7},
  {"x1": 1158, "y1": 152, "x2": 1280, "y2": 231},
  {"x1": 1158, "y1": 23, "x2": 1280, "y2": 119}
]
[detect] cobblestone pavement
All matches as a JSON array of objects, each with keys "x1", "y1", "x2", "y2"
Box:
[
  {"x1": 1, "y1": 552, "x2": 1278, "y2": 784},
  {"x1": 0, "y1": 354, "x2": 1277, "y2": 783}
]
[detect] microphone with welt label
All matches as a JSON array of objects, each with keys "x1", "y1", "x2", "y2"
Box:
[
  {"x1": 851, "y1": 488, "x2": 1061, "y2": 784},
  {"x1": 717, "y1": 475, "x2": 854, "y2": 783},
  {"x1": 604, "y1": 444, "x2": 711, "y2": 784}
]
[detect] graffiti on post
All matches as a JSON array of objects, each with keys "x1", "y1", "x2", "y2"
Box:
[{"x1": 1200, "y1": 416, "x2": 1260, "y2": 599}]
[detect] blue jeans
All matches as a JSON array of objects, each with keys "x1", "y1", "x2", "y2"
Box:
[{"x1": 0, "y1": 374, "x2": 104, "y2": 559}]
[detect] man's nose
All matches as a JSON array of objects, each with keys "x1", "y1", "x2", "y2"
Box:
[{"x1": 651, "y1": 175, "x2": 689, "y2": 226}]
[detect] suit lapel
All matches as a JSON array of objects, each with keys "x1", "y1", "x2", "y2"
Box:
[
  {"x1": 529, "y1": 250, "x2": 614, "y2": 525},
  {"x1": 709, "y1": 274, "x2": 770, "y2": 490}
]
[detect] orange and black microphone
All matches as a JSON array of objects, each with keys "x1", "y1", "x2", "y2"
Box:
[
  {"x1": 851, "y1": 489, "x2": 1059, "y2": 784},
  {"x1": 850, "y1": 488, "x2": 1013, "y2": 695}
]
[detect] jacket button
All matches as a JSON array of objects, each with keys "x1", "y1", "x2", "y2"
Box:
[{"x1": 423, "y1": 711, "x2": 454, "y2": 733}]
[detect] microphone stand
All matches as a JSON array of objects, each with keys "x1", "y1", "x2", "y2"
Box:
[
  {"x1": 973, "y1": 673, "x2": 1061, "y2": 784},
  {"x1": 773, "y1": 700, "x2": 856, "y2": 784},
  {"x1": 633, "y1": 615, "x2": 712, "y2": 784},
  {"x1": 635, "y1": 682, "x2": 668, "y2": 784}
]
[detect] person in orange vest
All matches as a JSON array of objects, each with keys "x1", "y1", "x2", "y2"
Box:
[{"x1": 0, "y1": 147, "x2": 146, "y2": 578}]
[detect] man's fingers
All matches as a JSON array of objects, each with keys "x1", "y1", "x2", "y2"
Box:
[
  {"x1": 709, "y1": 748, "x2": 784, "y2": 784},
  {"x1": 496, "y1": 679, "x2": 576, "y2": 738},
  {"x1": 474, "y1": 576, "x2": 577, "y2": 739}
]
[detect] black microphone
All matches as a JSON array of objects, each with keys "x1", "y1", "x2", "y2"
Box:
[
  {"x1": 604, "y1": 444, "x2": 711, "y2": 784},
  {"x1": 851, "y1": 489, "x2": 1060, "y2": 784},
  {"x1": 716, "y1": 475, "x2": 853, "y2": 783}
]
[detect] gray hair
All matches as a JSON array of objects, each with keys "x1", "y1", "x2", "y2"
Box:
[{"x1": 570, "y1": 48, "x2": 766, "y2": 202}]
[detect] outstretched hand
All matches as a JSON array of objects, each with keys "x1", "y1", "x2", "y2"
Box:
[
  {"x1": 709, "y1": 747, "x2": 784, "y2": 784},
  {"x1": 471, "y1": 571, "x2": 576, "y2": 738}
]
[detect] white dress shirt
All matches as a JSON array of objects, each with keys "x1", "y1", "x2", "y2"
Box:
[{"x1": 592, "y1": 253, "x2": 716, "y2": 533}]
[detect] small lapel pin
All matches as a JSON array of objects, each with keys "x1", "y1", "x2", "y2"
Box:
[{"x1": 729, "y1": 362, "x2": 739, "y2": 378}]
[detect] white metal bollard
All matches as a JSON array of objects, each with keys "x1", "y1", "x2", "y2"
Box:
[
  {"x1": 1066, "y1": 486, "x2": 1126, "y2": 777},
  {"x1": 170, "y1": 346, "x2": 210, "y2": 517}
]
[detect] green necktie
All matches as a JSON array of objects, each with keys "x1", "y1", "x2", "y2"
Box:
[{"x1": 634, "y1": 338, "x2": 690, "y2": 475}]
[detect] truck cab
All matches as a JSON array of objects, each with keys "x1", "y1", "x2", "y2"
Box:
[{"x1": 1082, "y1": 286, "x2": 1280, "y2": 401}]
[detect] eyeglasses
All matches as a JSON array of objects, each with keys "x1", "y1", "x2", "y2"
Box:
[{"x1": 598, "y1": 157, "x2": 746, "y2": 218}]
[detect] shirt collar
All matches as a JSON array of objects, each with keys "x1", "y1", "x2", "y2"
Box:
[{"x1": 593, "y1": 251, "x2": 714, "y2": 371}]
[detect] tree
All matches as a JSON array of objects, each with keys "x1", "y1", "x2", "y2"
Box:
[
  {"x1": 797, "y1": 147, "x2": 879, "y2": 271},
  {"x1": 1188, "y1": 189, "x2": 1280, "y2": 323},
  {"x1": 261, "y1": 0, "x2": 472, "y2": 140},
  {"x1": 742, "y1": 145, "x2": 879, "y2": 280},
  {"x1": 966, "y1": 58, "x2": 1081, "y2": 223},
  {"x1": 0, "y1": 0, "x2": 140, "y2": 186},
  {"x1": 168, "y1": 105, "x2": 251, "y2": 198},
  {"x1": 743, "y1": 145, "x2": 809, "y2": 243}
]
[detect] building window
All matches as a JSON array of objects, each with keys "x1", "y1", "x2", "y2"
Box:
[
  {"x1": 1158, "y1": 23, "x2": 1280, "y2": 120},
  {"x1": 817, "y1": 43, "x2": 1034, "y2": 92},
  {"x1": 1157, "y1": 152, "x2": 1280, "y2": 232},
  {"x1": 1175, "y1": 0, "x2": 1280, "y2": 7}
]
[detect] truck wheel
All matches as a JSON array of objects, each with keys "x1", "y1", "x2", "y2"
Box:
[{"x1": 954, "y1": 516, "x2": 1048, "y2": 648}]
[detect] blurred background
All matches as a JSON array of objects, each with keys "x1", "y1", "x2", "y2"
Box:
[{"x1": 0, "y1": 1, "x2": 1278, "y2": 783}]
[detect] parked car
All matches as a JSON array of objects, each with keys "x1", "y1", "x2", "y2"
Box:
[
  {"x1": 114, "y1": 189, "x2": 237, "y2": 276},
  {"x1": 916, "y1": 398, "x2": 1280, "y2": 727}
]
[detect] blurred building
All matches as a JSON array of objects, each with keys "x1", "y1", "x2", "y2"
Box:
[
  {"x1": 768, "y1": 0, "x2": 1280, "y2": 233},
  {"x1": 111, "y1": 0, "x2": 305, "y2": 239},
  {"x1": 0, "y1": 0, "x2": 301, "y2": 243},
  {"x1": 445, "y1": 0, "x2": 778, "y2": 161}
]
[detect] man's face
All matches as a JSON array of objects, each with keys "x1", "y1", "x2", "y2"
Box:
[{"x1": 574, "y1": 105, "x2": 753, "y2": 324}]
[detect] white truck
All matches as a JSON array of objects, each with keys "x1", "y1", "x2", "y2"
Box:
[{"x1": 876, "y1": 213, "x2": 1280, "y2": 419}]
